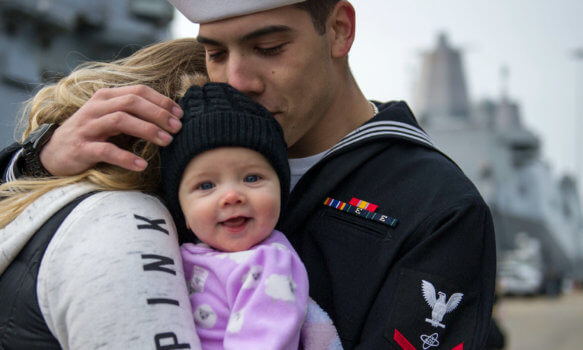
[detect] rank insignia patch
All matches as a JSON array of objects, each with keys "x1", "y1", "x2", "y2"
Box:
[
  {"x1": 323, "y1": 197, "x2": 398, "y2": 227},
  {"x1": 422, "y1": 280, "x2": 464, "y2": 329},
  {"x1": 394, "y1": 329, "x2": 464, "y2": 350},
  {"x1": 386, "y1": 269, "x2": 473, "y2": 350}
]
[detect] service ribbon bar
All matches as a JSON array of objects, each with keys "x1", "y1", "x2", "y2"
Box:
[
  {"x1": 323, "y1": 197, "x2": 398, "y2": 228},
  {"x1": 349, "y1": 197, "x2": 378, "y2": 212}
]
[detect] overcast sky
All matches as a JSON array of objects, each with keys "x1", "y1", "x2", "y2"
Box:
[{"x1": 171, "y1": 0, "x2": 583, "y2": 190}]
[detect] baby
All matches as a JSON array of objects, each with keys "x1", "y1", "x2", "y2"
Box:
[{"x1": 162, "y1": 83, "x2": 335, "y2": 349}]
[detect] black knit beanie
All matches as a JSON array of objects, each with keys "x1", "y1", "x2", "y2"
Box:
[{"x1": 161, "y1": 82, "x2": 290, "y2": 243}]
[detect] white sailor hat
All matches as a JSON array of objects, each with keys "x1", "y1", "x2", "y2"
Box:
[{"x1": 168, "y1": 0, "x2": 307, "y2": 23}]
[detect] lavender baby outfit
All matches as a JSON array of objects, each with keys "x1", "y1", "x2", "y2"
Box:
[{"x1": 181, "y1": 230, "x2": 309, "y2": 350}]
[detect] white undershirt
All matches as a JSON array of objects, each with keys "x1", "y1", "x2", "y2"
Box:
[
  {"x1": 288, "y1": 150, "x2": 328, "y2": 191},
  {"x1": 287, "y1": 101, "x2": 379, "y2": 191}
]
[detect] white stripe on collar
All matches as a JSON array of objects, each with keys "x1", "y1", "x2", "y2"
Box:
[
  {"x1": 5, "y1": 148, "x2": 23, "y2": 183},
  {"x1": 323, "y1": 120, "x2": 435, "y2": 158}
]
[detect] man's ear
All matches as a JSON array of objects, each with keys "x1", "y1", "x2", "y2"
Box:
[{"x1": 328, "y1": 1, "x2": 356, "y2": 59}]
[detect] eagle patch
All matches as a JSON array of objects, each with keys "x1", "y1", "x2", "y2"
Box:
[
  {"x1": 385, "y1": 269, "x2": 475, "y2": 350},
  {"x1": 422, "y1": 280, "x2": 463, "y2": 328}
]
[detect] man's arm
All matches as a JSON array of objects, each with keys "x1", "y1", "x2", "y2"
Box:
[
  {"x1": 33, "y1": 85, "x2": 183, "y2": 176},
  {"x1": 360, "y1": 198, "x2": 497, "y2": 350}
]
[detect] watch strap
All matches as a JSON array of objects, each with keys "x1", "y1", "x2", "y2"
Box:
[{"x1": 20, "y1": 123, "x2": 58, "y2": 178}]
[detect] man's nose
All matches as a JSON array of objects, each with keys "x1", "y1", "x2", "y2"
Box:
[{"x1": 225, "y1": 55, "x2": 264, "y2": 96}]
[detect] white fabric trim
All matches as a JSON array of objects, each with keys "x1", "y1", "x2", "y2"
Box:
[
  {"x1": 324, "y1": 121, "x2": 435, "y2": 159},
  {"x1": 169, "y1": 0, "x2": 306, "y2": 23},
  {"x1": 4, "y1": 148, "x2": 23, "y2": 183},
  {"x1": 287, "y1": 116, "x2": 434, "y2": 190}
]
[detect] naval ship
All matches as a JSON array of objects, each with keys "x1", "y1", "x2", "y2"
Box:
[
  {"x1": 0, "y1": 0, "x2": 175, "y2": 146},
  {"x1": 415, "y1": 33, "x2": 583, "y2": 296}
]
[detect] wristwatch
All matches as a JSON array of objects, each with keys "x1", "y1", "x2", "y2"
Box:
[{"x1": 20, "y1": 123, "x2": 59, "y2": 177}]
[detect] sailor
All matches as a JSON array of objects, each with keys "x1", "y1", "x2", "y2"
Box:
[{"x1": 1, "y1": 1, "x2": 497, "y2": 348}]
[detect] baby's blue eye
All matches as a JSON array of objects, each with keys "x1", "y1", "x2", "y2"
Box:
[
  {"x1": 244, "y1": 175, "x2": 260, "y2": 183},
  {"x1": 198, "y1": 182, "x2": 214, "y2": 190}
]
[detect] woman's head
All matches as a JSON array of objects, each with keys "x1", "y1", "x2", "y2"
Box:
[
  {"x1": 23, "y1": 38, "x2": 207, "y2": 135},
  {"x1": 0, "y1": 38, "x2": 208, "y2": 227}
]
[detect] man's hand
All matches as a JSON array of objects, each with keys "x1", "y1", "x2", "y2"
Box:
[{"x1": 40, "y1": 85, "x2": 183, "y2": 176}]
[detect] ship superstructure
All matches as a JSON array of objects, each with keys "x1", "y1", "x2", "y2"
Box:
[
  {"x1": 0, "y1": 0, "x2": 174, "y2": 146},
  {"x1": 415, "y1": 33, "x2": 583, "y2": 295}
]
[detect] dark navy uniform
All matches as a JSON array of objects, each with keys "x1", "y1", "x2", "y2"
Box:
[
  {"x1": 1, "y1": 101, "x2": 496, "y2": 350},
  {"x1": 279, "y1": 101, "x2": 496, "y2": 349}
]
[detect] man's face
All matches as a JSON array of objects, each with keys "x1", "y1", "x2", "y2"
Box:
[{"x1": 198, "y1": 6, "x2": 337, "y2": 157}]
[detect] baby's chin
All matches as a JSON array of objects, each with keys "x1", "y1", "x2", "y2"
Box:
[{"x1": 217, "y1": 230, "x2": 274, "y2": 253}]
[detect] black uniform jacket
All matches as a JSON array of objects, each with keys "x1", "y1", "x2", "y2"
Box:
[
  {"x1": 278, "y1": 101, "x2": 496, "y2": 349},
  {"x1": 0, "y1": 102, "x2": 495, "y2": 350}
]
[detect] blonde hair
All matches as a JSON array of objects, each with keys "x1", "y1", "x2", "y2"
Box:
[{"x1": 0, "y1": 38, "x2": 208, "y2": 228}]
